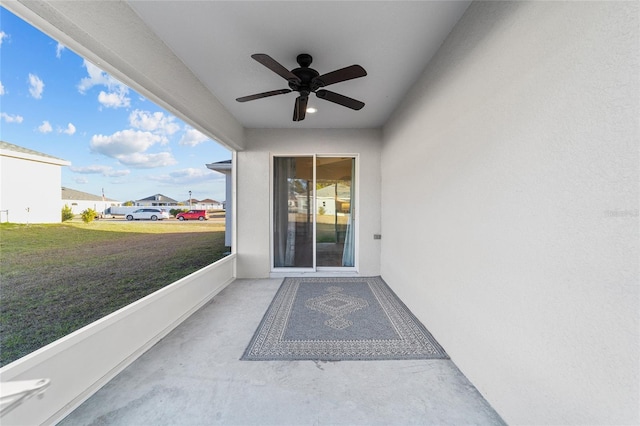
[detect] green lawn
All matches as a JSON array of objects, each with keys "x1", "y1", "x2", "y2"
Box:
[{"x1": 0, "y1": 219, "x2": 227, "y2": 367}]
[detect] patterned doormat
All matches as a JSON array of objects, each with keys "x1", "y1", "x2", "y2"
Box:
[{"x1": 241, "y1": 276, "x2": 448, "y2": 361}]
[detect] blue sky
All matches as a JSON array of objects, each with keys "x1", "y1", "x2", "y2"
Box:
[{"x1": 0, "y1": 8, "x2": 231, "y2": 203}]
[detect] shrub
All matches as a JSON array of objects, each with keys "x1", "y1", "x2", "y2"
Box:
[
  {"x1": 81, "y1": 208, "x2": 98, "y2": 223},
  {"x1": 61, "y1": 204, "x2": 74, "y2": 222},
  {"x1": 170, "y1": 208, "x2": 188, "y2": 217}
]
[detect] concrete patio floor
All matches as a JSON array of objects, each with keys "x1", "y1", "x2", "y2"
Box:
[{"x1": 59, "y1": 279, "x2": 505, "y2": 425}]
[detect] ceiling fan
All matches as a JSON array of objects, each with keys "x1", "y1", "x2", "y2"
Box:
[{"x1": 236, "y1": 53, "x2": 367, "y2": 121}]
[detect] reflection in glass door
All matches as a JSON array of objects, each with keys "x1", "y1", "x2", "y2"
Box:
[
  {"x1": 273, "y1": 156, "x2": 313, "y2": 267},
  {"x1": 273, "y1": 156, "x2": 355, "y2": 270},
  {"x1": 316, "y1": 157, "x2": 355, "y2": 267}
]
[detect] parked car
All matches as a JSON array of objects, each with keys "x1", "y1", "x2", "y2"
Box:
[
  {"x1": 126, "y1": 208, "x2": 170, "y2": 221},
  {"x1": 176, "y1": 209, "x2": 208, "y2": 221}
]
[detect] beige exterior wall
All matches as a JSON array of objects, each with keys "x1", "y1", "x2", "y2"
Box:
[
  {"x1": 237, "y1": 129, "x2": 382, "y2": 278},
  {"x1": 381, "y1": 2, "x2": 639, "y2": 424}
]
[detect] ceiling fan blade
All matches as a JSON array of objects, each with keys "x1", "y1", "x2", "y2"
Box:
[
  {"x1": 315, "y1": 90, "x2": 364, "y2": 110},
  {"x1": 252, "y1": 54, "x2": 301, "y2": 83},
  {"x1": 236, "y1": 89, "x2": 292, "y2": 102},
  {"x1": 293, "y1": 95, "x2": 308, "y2": 121},
  {"x1": 314, "y1": 65, "x2": 367, "y2": 87}
]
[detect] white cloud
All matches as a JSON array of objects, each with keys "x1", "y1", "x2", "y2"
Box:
[
  {"x1": 78, "y1": 60, "x2": 118, "y2": 92},
  {"x1": 149, "y1": 167, "x2": 221, "y2": 185},
  {"x1": 90, "y1": 129, "x2": 174, "y2": 168},
  {"x1": 91, "y1": 130, "x2": 166, "y2": 156},
  {"x1": 117, "y1": 152, "x2": 176, "y2": 168},
  {"x1": 60, "y1": 123, "x2": 76, "y2": 135},
  {"x1": 70, "y1": 165, "x2": 111, "y2": 174},
  {"x1": 38, "y1": 120, "x2": 53, "y2": 133},
  {"x1": 70, "y1": 164, "x2": 130, "y2": 177},
  {"x1": 56, "y1": 42, "x2": 65, "y2": 58},
  {"x1": 179, "y1": 127, "x2": 209, "y2": 147},
  {"x1": 105, "y1": 169, "x2": 131, "y2": 178},
  {"x1": 73, "y1": 176, "x2": 89, "y2": 184},
  {"x1": 98, "y1": 88, "x2": 130, "y2": 109},
  {"x1": 78, "y1": 60, "x2": 130, "y2": 108},
  {"x1": 0, "y1": 31, "x2": 7, "y2": 47},
  {"x1": 0, "y1": 81, "x2": 4, "y2": 95},
  {"x1": 28, "y1": 73, "x2": 44, "y2": 99},
  {"x1": 1, "y1": 112, "x2": 23, "y2": 123},
  {"x1": 170, "y1": 168, "x2": 214, "y2": 180},
  {"x1": 129, "y1": 110, "x2": 180, "y2": 135}
]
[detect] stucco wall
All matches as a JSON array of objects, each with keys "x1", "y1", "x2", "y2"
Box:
[
  {"x1": 381, "y1": 2, "x2": 639, "y2": 425},
  {"x1": 0, "y1": 155, "x2": 64, "y2": 223},
  {"x1": 237, "y1": 129, "x2": 382, "y2": 278}
]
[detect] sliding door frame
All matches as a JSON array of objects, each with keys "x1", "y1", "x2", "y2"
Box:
[{"x1": 270, "y1": 153, "x2": 359, "y2": 274}]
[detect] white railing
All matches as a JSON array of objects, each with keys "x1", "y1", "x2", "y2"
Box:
[{"x1": 0, "y1": 254, "x2": 236, "y2": 426}]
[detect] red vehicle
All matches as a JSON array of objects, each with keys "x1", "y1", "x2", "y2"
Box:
[{"x1": 176, "y1": 209, "x2": 208, "y2": 221}]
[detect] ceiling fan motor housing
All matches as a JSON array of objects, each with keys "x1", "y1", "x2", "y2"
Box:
[{"x1": 289, "y1": 54, "x2": 320, "y2": 96}]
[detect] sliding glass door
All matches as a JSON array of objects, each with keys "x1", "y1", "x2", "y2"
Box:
[
  {"x1": 273, "y1": 155, "x2": 355, "y2": 270},
  {"x1": 315, "y1": 157, "x2": 355, "y2": 267},
  {"x1": 273, "y1": 156, "x2": 313, "y2": 268}
]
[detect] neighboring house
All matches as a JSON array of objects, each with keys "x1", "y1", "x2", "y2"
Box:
[
  {"x1": 0, "y1": 141, "x2": 70, "y2": 224},
  {"x1": 1, "y1": 3, "x2": 637, "y2": 426},
  {"x1": 135, "y1": 194, "x2": 179, "y2": 207},
  {"x1": 314, "y1": 183, "x2": 351, "y2": 216},
  {"x1": 197, "y1": 198, "x2": 224, "y2": 210},
  {"x1": 61, "y1": 187, "x2": 121, "y2": 215},
  {"x1": 183, "y1": 197, "x2": 198, "y2": 208},
  {"x1": 181, "y1": 198, "x2": 223, "y2": 210}
]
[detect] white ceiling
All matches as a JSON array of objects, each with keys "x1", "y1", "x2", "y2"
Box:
[{"x1": 127, "y1": 1, "x2": 471, "y2": 129}]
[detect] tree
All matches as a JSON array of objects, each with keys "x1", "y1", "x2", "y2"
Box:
[
  {"x1": 123, "y1": 200, "x2": 135, "y2": 206},
  {"x1": 61, "y1": 205, "x2": 74, "y2": 222}
]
